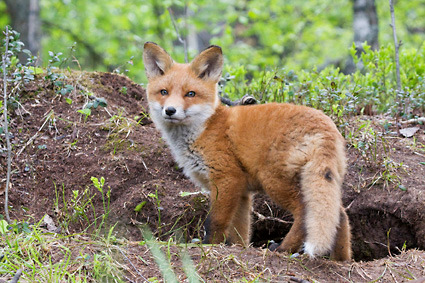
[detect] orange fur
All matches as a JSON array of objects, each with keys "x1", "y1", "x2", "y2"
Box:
[{"x1": 143, "y1": 42, "x2": 352, "y2": 261}]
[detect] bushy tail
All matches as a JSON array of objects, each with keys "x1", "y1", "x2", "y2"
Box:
[{"x1": 300, "y1": 151, "x2": 346, "y2": 257}]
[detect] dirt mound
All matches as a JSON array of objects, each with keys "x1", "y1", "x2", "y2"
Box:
[{"x1": 1, "y1": 71, "x2": 425, "y2": 281}]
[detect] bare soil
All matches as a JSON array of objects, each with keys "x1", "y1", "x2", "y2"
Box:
[{"x1": 1, "y1": 72, "x2": 425, "y2": 282}]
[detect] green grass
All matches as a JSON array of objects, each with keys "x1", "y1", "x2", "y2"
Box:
[
  {"x1": 1, "y1": 176, "x2": 124, "y2": 282},
  {"x1": 0, "y1": 221, "x2": 123, "y2": 282}
]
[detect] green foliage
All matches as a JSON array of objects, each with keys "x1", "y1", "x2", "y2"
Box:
[
  {"x1": 222, "y1": 43, "x2": 425, "y2": 119},
  {"x1": 14, "y1": 0, "x2": 417, "y2": 84},
  {"x1": 0, "y1": 2, "x2": 8, "y2": 28},
  {"x1": 1, "y1": 27, "x2": 38, "y2": 85},
  {"x1": 376, "y1": 0, "x2": 425, "y2": 49}
]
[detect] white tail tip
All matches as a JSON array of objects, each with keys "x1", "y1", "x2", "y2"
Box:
[{"x1": 304, "y1": 242, "x2": 330, "y2": 258}]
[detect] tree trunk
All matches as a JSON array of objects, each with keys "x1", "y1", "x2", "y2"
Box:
[
  {"x1": 353, "y1": 0, "x2": 379, "y2": 52},
  {"x1": 345, "y1": 0, "x2": 379, "y2": 73},
  {"x1": 5, "y1": 0, "x2": 41, "y2": 63}
]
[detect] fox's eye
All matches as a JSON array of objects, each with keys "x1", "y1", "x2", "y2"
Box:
[
  {"x1": 186, "y1": 91, "x2": 196, "y2": 97},
  {"x1": 160, "y1": 89, "x2": 168, "y2": 96}
]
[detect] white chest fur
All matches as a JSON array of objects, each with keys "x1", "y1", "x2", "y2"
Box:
[
  {"x1": 149, "y1": 102, "x2": 214, "y2": 189},
  {"x1": 164, "y1": 124, "x2": 208, "y2": 175}
]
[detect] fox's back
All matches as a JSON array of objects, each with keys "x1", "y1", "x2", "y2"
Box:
[{"x1": 199, "y1": 103, "x2": 345, "y2": 181}]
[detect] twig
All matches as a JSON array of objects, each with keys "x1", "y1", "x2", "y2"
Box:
[
  {"x1": 413, "y1": 152, "x2": 424, "y2": 157},
  {"x1": 401, "y1": 117, "x2": 425, "y2": 124},
  {"x1": 117, "y1": 247, "x2": 149, "y2": 282},
  {"x1": 385, "y1": 261, "x2": 399, "y2": 283},
  {"x1": 168, "y1": 7, "x2": 188, "y2": 63},
  {"x1": 10, "y1": 269, "x2": 23, "y2": 283},
  {"x1": 290, "y1": 276, "x2": 311, "y2": 283},
  {"x1": 389, "y1": 0, "x2": 401, "y2": 91},
  {"x1": 253, "y1": 210, "x2": 293, "y2": 225},
  {"x1": 387, "y1": 228, "x2": 393, "y2": 258},
  {"x1": 2, "y1": 26, "x2": 12, "y2": 223},
  {"x1": 141, "y1": 157, "x2": 148, "y2": 171},
  {"x1": 16, "y1": 110, "x2": 53, "y2": 157}
]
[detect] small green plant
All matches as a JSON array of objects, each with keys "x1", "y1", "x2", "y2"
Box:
[
  {"x1": 70, "y1": 188, "x2": 94, "y2": 224},
  {"x1": 1, "y1": 27, "x2": 39, "y2": 85},
  {"x1": 58, "y1": 83, "x2": 74, "y2": 95},
  {"x1": 119, "y1": 86, "x2": 128, "y2": 95},
  {"x1": 45, "y1": 51, "x2": 66, "y2": 87},
  {"x1": 77, "y1": 108, "x2": 91, "y2": 122},
  {"x1": 347, "y1": 119, "x2": 405, "y2": 190},
  {"x1": 54, "y1": 182, "x2": 95, "y2": 232},
  {"x1": 148, "y1": 188, "x2": 163, "y2": 236},
  {"x1": 85, "y1": 96, "x2": 108, "y2": 109},
  {"x1": 347, "y1": 120, "x2": 386, "y2": 168},
  {"x1": 91, "y1": 176, "x2": 112, "y2": 235},
  {"x1": 43, "y1": 43, "x2": 83, "y2": 97},
  {"x1": 53, "y1": 177, "x2": 111, "y2": 234},
  {"x1": 134, "y1": 201, "x2": 147, "y2": 212},
  {"x1": 376, "y1": 158, "x2": 404, "y2": 190}
]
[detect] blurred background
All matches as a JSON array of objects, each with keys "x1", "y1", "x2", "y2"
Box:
[{"x1": 1, "y1": 0, "x2": 424, "y2": 83}]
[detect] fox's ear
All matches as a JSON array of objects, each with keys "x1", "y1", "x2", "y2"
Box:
[
  {"x1": 143, "y1": 42, "x2": 174, "y2": 80},
  {"x1": 190, "y1": 45, "x2": 223, "y2": 82}
]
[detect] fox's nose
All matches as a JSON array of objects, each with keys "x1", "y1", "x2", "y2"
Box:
[{"x1": 165, "y1": 106, "x2": 177, "y2": 116}]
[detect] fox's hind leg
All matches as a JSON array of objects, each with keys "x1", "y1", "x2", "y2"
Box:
[
  {"x1": 259, "y1": 176, "x2": 306, "y2": 254},
  {"x1": 330, "y1": 207, "x2": 352, "y2": 261},
  {"x1": 269, "y1": 205, "x2": 305, "y2": 254}
]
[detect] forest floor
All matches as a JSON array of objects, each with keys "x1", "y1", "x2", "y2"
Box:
[{"x1": 1, "y1": 71, "x2": 425, "y2": 282}]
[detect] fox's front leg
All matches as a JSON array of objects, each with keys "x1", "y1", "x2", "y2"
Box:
[
  {"x1": 227, "y1": 193, "x2": 252, "y2": 246},
  {"x1": 203, "y1": 176, "x2": 248, "y2": 245}
]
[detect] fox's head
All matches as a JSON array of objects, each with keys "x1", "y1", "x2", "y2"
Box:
[{"x1": 143, "y1": 42, "x2": 223, "y2": 128}]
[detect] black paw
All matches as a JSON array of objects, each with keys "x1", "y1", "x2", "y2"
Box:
[{"x1": 268, "y1": 240, "x2": 281, "y2": 251}]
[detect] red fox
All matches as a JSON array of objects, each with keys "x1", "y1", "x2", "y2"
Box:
[{"x1": 143, "y1": 42, "x2": 352, "y2": 261}]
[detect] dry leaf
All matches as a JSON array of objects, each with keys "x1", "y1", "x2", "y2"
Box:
[
  {"x1": 43, "y1": 214, "x2": 60, "y2": 233},
  {"x1": 399, "y1": 126, "x2": 420, "y2": 138}
]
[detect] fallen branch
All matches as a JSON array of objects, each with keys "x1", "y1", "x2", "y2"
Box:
[{"x1": 2, "y1": 26, "x2": 12, "y2": 223}]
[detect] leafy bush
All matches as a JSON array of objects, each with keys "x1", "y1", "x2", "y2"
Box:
[{"x1": 222, "y1": 43, "x2": 425, "y2": 120}]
